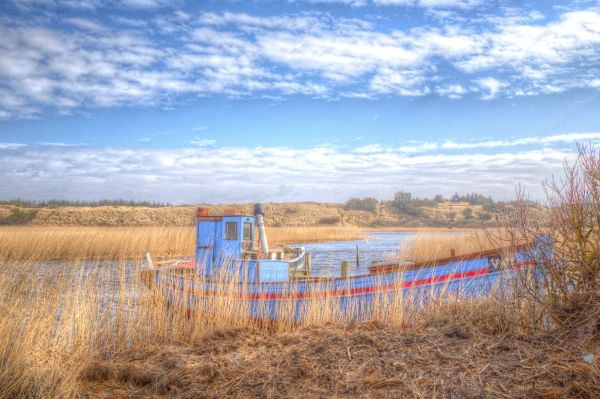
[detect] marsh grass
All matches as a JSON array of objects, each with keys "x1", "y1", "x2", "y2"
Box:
[
  {"x1": 394, "y1": 231, "x2": 499, "y2": 263},
  {"x1": 2, "y1": 252, "x2": 598, "y2": 399},
  {"x1": 0, "y1": 225, "x2": 364, "y2": 261}
]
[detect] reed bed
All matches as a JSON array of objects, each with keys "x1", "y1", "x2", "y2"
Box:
[
  {"x1": 267, "y1": 226, "x2": 364, "y2": 244},
  {"x1": 1, "y1": 253, "x2": 598, "y2": 399},
  {"x1": 0, "y1": 225, "x2": 364, "y2": 261},
  {"x1": 0, "y1": 226, "x2": 195, "y2": 261},
  {"x1": 394, "y1": 231, "x2": 499, "y2": 263}
]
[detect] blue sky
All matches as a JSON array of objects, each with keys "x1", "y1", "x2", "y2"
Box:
[{"x1": 0, "y1": 0, "x2": 599, "y2": 203}]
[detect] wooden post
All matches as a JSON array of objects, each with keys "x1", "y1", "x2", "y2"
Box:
[
  {"x1": 341, "y1": 261, "x2": 349, "y2": 278},
  {"x1": 305, "y1": 253, "x2": 312, "y2": 276},
  {"x1": 450, "y1": 248, "x2": 456, "y2": 257},
  {"x1": 356, "y1": 244, "x2": 360, "y2": 268}
]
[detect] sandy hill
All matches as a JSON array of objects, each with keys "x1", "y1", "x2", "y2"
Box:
[{"x1": 0, "y1": 201, "x2": 513, "y2": 227}]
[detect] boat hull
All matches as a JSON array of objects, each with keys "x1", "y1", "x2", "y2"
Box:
[{"x1": 143, "y1": 251, "x2": 537, "y2": 322}]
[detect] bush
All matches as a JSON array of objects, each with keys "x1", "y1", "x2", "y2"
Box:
[
  {"x1": 479, "y1": 212, "x2": 492, "y2": 221},
  {"x1": 344, "y1": 198, "x2": 378, "y2": 212},
  {"x1": 318, "y1": 216, "x2": 341, "y2": 225},
  {"x1": 0, "y1": 209, "x2": 38, "y2": 225},
  {"x1": 390, "y1": 197, "x2": 434, "y2": 217},
  {"x1": 462, "y1": 208, "x2": 473, "y2": 220},
  {"x1": 500, "y1": 143, "x2": 600, "y2": 331},
  {"x1": 398, "y1": 204, "x2": 425, "y2": 217}
]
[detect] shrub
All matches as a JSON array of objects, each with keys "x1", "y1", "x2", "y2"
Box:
[
  {"x1": 479, "y1": 212, "x2": 492, "y2": 221},
  {"x1": 343, "y1": 197, "x2": 378, "y2": 212},
  {"x1": 390, "y1": 197, "x2": 434, "y2": 217},
  {"x1": 462, "y1": 207, "x2": 473, "y2": 220},
  {"x1": 318, "y1": 216, "x2": 341, "y2": 225},
  {"x1": 0, "y1": 209, "x2": 38, "y2": 225},
  {"x1": 499, "y1": 143, "x2": 600, "y2": 332},
  {"x1": 482, "y1": 202, "x2": 500, "y2": 213}
]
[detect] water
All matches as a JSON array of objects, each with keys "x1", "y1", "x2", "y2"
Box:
[{"x1": 298, "y1": 231, "x2": 416, "y2": 277}]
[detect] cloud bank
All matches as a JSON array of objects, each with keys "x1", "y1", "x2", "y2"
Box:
[{"x1": 1, "y1": 133, "x2": 593, "y2": 203}]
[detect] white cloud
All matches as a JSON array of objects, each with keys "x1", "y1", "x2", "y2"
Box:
[
  {"x1": 11, "y1": 0, "x2": 485, "y2": 9},
  {"x1": 307, "y1": 0, "x2": 367, "y2": 6},
  {"x1": 457, "y1": 10, "x2": 600, "y2": 81},
  {"x1": 1, "y1": 7, "x2": 600, "y2": 118},
  {"x1": 360, "y1": 132, "x2": 600, "y2": 153},
  {"x1": 436, "y1": 84, "x2": 467, "y2": 99},
  {"x1": 190, "y1": 138, "x2": 217, "y2": 146},
  {"x1": 0, "y1": 140, "x2": 581, "y2": 202},
  {"x1": 64, "y1": 17, "x2": 106, "y2": 32},
  {"x1": 475, "y1": 77, "x2": 506, "y2": 100},
  {"x1": 375, "y1": 0, "x2": 483, "y2": 8},
  {"x1": 119, "y1": 0, "x2": 173, "y2": 9},
  {"x1": 0, "y1": 143, "x2": 27, "y2": 150},
  {"x1": 11, "y1": 0, "x2": 175, "y2": 10}
]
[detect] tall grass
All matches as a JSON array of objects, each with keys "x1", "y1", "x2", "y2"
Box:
[
  {"x1": 0, "y1": 225, "x2": 512, "y2": 398},
  {"x1": 0, "y1": 226, "x2": 195, "y2": 261},
  {"x1": 266, "y1": 226, "x2": 364, "y2": 244},
  {"x1": 2, "y1": 242, "x2": 597, "y2": 398},
  {"x1": 395, "y1": 231, "x2": 498, "y2": 263},
  {"x1": 0, "y1": 226, "x2": 364, "y2": 261}
]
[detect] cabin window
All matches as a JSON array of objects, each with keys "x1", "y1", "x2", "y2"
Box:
[
  {"x1": 225, "y1": 222, "x2": 238, "y2": 240},
  {"x1": 243, "y1": 222, "x2": 252, "y2": 241}
]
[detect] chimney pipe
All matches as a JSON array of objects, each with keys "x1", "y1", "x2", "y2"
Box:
[{"x1": 253, "y1": 203, "x2": 269, "y2": 256}]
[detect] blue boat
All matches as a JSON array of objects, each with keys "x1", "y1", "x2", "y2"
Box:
[{"x1": 142, "y1": 204, "x2": 548, "y2": 322}]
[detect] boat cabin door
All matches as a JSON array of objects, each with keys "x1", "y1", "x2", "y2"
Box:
[{"x1": 195, "y1": 208, "x2": 216, "y2": 274}]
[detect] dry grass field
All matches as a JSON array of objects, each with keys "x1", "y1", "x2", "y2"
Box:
[{"x1": 0, "y1": 237, "x2": 598, "y2": 399}]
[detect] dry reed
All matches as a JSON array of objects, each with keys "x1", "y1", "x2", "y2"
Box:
[
  {"x1": 1, "y1": 254, "x2": 598, "y2": 399},
  {"x1": 394, "y1": 231, "x2": 498, "y2": 263},
  {"x1": 266, "y1": 226, "x2": 363, "y2": 244},
  {"x1": 0, "y1": 225, "x2": 364, "y2": 261}
]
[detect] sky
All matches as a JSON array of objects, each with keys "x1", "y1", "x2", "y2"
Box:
[{"x1": 0, "y1": 0, "x2": 599, "y2": 203}]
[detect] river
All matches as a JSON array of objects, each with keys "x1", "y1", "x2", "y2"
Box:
[{"x1": 298, "y1": 231, "x2": 415, "y2": 277}]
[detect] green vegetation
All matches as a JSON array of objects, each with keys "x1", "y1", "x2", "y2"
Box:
[
  {"x1": 446, "y1": 211, "x2": 456, "y2": 223},
  {"x1": 0, "y1": 208, "x2": 38, "y2": 225},
  {"x1": 318, "y1": 216, "x2": 341, "y2": 225},
  {"x1": 479, "y1": 212, "x2": 493, "y2": 221},
  {"x1": 343, "y1": 197, "x2": 379, "y2": 212},
  {"x1": 462, "y1": 207, "x2": 473, "y2": 220}
]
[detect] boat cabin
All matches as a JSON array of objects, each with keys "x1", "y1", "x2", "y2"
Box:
[{"x1": 194, "y1": 204, "x2": 307, "y2": 283}]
